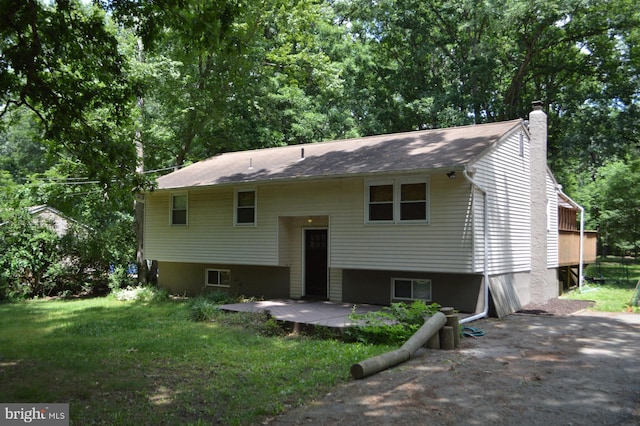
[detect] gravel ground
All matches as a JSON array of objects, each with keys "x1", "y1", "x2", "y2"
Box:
[{"x1": 268, "y1": 299, "x2": 640, "y2": 426}]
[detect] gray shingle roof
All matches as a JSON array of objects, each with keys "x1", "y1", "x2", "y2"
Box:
[{"x1": 156, "y1": 119, "x2": 522, "y2": 189}]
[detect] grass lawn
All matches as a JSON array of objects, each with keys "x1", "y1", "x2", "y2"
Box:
[
  {"x1": 0, "y1": 296, "x2": 392, "y2": 425},
  {"x1": 561, "y1": 257, "x2": 640, "y2": 313}
]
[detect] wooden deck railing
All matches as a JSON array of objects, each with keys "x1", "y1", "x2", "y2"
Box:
[{"x1": 558, "y1": 230, "x2": 598, "y2": 266}]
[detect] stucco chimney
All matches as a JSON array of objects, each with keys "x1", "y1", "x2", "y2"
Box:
[{"x1": 529, "y1": 101, "x2": 551, "y2": 304}]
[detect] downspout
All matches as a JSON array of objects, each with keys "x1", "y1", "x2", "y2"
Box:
[
  {"x1": 557, "y1": 186, "x2": 585, "y2": 291},
  {"x1": 460, "y1": 168, "x2": 490, "y2": 324}
]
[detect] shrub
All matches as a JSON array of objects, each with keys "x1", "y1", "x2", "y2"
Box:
[
  {"x1": 0, "y1": 211, "x2": 61, "y2": 300},
  {"x1": 345, "y1": 301, "x2": 441, "y2": 345},
  {"x1": 0, "y1": 206, "x2": 136, "y2": 301},
  {"x1": 108, "y1": 265, "x2": 136, "y2": 291},
  {"x1": 188, "y1": 297, "x2": 220, "y2": 322},
  {"x1": 200, "y1": 289, "x2": 238, "y2": 305},
  {"x1": 111, "y1": 286, "x2": 169, "y2": 302}
]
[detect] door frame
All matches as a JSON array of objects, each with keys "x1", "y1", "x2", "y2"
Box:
[{"x1": 302, "y1": 227, "x2": 329, "y2": 299}]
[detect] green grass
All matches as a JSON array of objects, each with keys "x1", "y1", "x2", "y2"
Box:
[
  {"x1": 0, "y1": 296, "x2": 392, "y2": 425},
  {"x1": 562, "y1": 257, "x2": 640, "y2": 313}
]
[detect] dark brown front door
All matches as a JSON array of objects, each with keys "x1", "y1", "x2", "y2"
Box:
[{"x1": 304, "y1": 229, "x2": 328, "y2": 299}]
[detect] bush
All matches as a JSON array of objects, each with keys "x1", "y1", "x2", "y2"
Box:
[
  {"x1": 200, "y1": 289, "x2": 238, "y2": 305},
  {"x1": 0, "y1": 211, "x2": 61, "y2": 300},
  {"x1": 108, "y1": 265, "x2": 136, "y2": 291},
  {"x1": 188, "y1": 297, "x2": 221, "y2": 322},
  {"x1": 111, "y1": 286, "x2": 169, "y2": 302},
  {"x1": 0, "y1": 203, "x2": 138, "y2": 301},
  {"x1": 345, "y1": 301, "x2": 441, "y2": 345}
]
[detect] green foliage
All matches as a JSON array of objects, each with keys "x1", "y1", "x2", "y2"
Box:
[
  {"x1": 188, "y1": 296, "x2": 221, "y2": 322},
  {"x1": 0, "y1": 108, "x2": 51, "y2": 179},
  {"x1": 345, "y1": 301, "x2": 441, "y2": 345},
  {"x1": 187, "y1": 293, "x2": 287, "y2": 336},
  {"x1": 0, "y1": 209, "x2": 62, "y2": 300},
  {"x1": 135, "y1": 0, "x2": 356, "y2": 172},
  {"x1": 187, "y1": 290, "x2": 243, "y2": 322},
  {"x1": 1, "y1": 0, "x2": 639, "y2": 306},
  {"x1": 110, "y1": 285, "x2": 169, "y2": 303},
  {"x1": 108, "y1": 265, "x2": 136, "y2": 291},
  {"x1": 213, "y1": 310, "x2": 287, "y2": 338},
  {"x1": 564, "y1": 258, "x2": 640, "y2": 312},
  {"x1": 0, "y1": 189, "x2": 135, "y2": 300},
  {"x1": 0, "y1": 0, "x2": 139, "y2": 186},
  {"x1": 199, "y1": 289, "x2": 238, "y2": 305},
  {"x1": 574, "y1": 158, "x2": 640, "y2": 256}
]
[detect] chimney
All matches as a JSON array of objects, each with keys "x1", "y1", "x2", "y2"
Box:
[{"x1": 529, "y1": 101, "x2": 551, "y2": 304}]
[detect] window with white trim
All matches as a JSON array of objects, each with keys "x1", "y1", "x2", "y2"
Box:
[
  {"x1": 392, "y1": 278, "x2": 432, "y2": 301},
  {"x1": 206, "y1": 269, "x2": 231, "y2": 288},
  {"x1": 235, "y1": 189, "x2": 256, "y2": 225},
  {"x1": 366, "y1": 178, "x2": 429, "y2": 223},
  {"x1": 171, "y1": 193, "x2": 188, "y2": 226}
]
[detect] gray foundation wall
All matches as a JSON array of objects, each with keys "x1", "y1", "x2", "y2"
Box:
[
  {"x1": 342, "y1": 269, "x2": 483, "y2": 313},
  {"x1": 157, "y1": 261, "x2": 290, "y2": 298}
]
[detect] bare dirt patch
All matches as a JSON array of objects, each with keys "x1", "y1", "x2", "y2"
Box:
[{"x1": 270, "y1": 300, "x2": 640, "y2": 425}]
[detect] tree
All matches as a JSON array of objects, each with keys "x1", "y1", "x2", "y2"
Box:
[
  {"x1": 136, "y1": 0, "x2": 356, "y2": 171},
  {"x1": 0, "y1": 0, "x2": 139, "y2": 186},
  {"x1": 333, "y1": 0, "x2": 640, "y2": 159},
  {"x1": 586, "y1": 158, "x2": 640, "y2": 256}
]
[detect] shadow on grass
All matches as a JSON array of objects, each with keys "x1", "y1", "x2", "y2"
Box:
[{"x1": 0, "y1": 297, "x2": 385, "y2": 425}]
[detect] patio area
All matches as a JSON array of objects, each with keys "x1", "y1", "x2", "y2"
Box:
[{"x1": 219, "y1": 299, "x2": 385, "y2": 329}]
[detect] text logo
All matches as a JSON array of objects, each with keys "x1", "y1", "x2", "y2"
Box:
[{"x1": 1, "y1": 404, "x2": 68, "y2": 426}]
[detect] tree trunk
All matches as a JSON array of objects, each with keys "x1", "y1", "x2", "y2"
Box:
[{"x1": 133, "y1": 37, "x2": 157, "y2": 285}]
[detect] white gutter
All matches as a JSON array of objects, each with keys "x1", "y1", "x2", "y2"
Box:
[
  {"x1": 460, "y1": 168, "x2": 490, "y2": 324},
  {"x1": 557, "y1": 186, "x2": 585, "y2": 291}
]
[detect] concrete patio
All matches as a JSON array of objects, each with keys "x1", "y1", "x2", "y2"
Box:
[{"x1": 219, "y1": 299, "x2": 385, "y2": 329}]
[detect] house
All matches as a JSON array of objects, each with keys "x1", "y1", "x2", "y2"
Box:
[
  {"x1": 143, "y1": 103, "x2": 596, "y2": 319},
  {"x1": 28, "y1": 205, "x2": 87, "y2": 237}
]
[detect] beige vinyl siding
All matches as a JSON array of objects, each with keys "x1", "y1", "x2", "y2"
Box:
[
  {"x1": 284, "y1": 217, "x2": 304, "y2": 299},
  {"x1": 330, "y1": 174, "x2": 474, "y2": 273},
  {"x1": 146, "y1": 174, "x2": 476, "y2": 274},
  {"x1": 471, "y1": 129, "x2": 532, "y2": 275},
  {"x1": 546, "y1": 172, "x2": 559, "y2": 267},
  {"x1": 145, "y1": 186, "x2": 278, "y2": 265}
]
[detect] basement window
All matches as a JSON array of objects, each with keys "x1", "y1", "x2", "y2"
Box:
[
  {"x1": 392, "y1": 278, "x2": 432, "y2": 302},
  {"x1": 206, "y1": 269, "x2": 231, "y2": 288}
]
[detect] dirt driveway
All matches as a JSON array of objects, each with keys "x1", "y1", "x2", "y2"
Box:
[{"x1": 270, "y1": 303, "x2": 640, "y2": 425}]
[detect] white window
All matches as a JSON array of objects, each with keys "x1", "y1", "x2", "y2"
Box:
[
  {"x1": 235, "y1": 189, "x2": 256, "y2": 225},
  {"x1": 392, "y1": 278, "x2": 432, "y2": 301},
  {"x1": 171, "y1": 193, "x2": 188, "y2": 226},
  {"x1": 206, "y1": 269, "x2": 230, "y2": 288},
  {"x1": 366, "y1": 178, "x2": 429, "y2": 223}
]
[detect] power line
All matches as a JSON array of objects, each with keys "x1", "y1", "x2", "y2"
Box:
[{"x1": 9, "y1": 164, "x2": 184, "y2": 186}]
